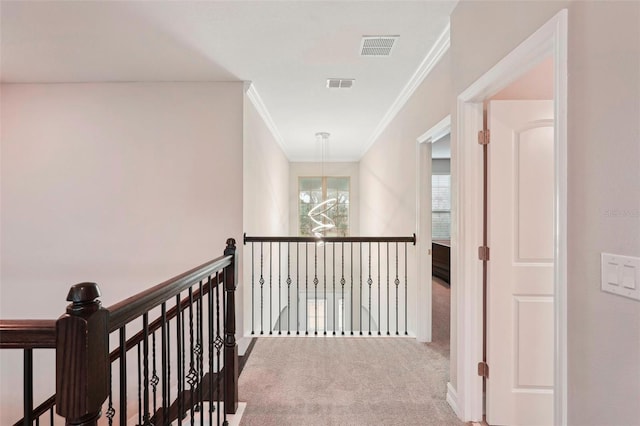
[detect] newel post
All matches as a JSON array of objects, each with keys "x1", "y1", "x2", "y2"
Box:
[
  {"x1": 223, "y1": 238, "x2": 239, "y2": 414},
  {"x1": 56, "y1": 283, "x2": 109, "y2": 426}
]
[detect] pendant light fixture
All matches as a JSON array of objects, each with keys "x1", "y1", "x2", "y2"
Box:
[{"x1": 308, "y1": 132, "x2": 337, "y2": 239}]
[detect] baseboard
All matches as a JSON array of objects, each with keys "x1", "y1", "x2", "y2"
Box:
[{"x1": 446, "y1": 382, "x2": 461, "y2": 419}]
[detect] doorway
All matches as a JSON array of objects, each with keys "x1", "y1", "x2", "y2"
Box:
[
  {"x1": 416, "y1": 116, "x2": 452, "y2": 344},
  {"x1": 453, "y1": 10, "x2": 568, "y2": 425}
]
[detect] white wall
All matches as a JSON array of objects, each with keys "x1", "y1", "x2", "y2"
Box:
[
  {"x1": 450, "y1": 1, "x2": 639, "y2": 424},
  {"x1": 359, "y1": 51, "x2": 452, "y2": 339},
  {"x1": 242, "y1": 91, "x2": 290, "y2": 337},
  {"x1": 0, "y1": 82, "x2": 245, "y2": 424}
]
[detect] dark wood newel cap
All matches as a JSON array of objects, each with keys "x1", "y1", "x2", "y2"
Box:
[
  {"x1": 66, "y1": 282, "x2": 101, "y2": 304},
  {"x1": 226, "y1": 238, "x2": 236, "y2": 249}
]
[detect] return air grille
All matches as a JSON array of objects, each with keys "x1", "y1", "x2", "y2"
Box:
[
  {"x1": 360, "y1": 35, "x2": 399, "y2": 56},
  {"x1": 326, "y1": 78, "x2": 355, "y2": 89}
]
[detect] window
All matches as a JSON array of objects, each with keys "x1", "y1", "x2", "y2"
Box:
[
  {"x1": 432, "y1": 174, "x2": 451, "y2": 240},
  {"x1": 299, "y1": 177, "x2": 349, "y2": 236}
]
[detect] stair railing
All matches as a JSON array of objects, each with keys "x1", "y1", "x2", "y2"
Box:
[
  {"x1": 243, "y1": 234, "x2": 415, "y2": 337},
  {"x1": 0, "y1": 238, "x2": 238, "y2": 426}
]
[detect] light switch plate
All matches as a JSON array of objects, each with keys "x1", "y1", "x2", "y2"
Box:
[{"x1": 601, "y1": 253, "x2": 640, "y2": 301}]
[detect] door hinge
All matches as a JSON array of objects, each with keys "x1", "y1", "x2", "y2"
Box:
[
  {"x1": 478, "y1": 129, "x2": 490, "y2": 145},
  {"x1": 478, "y1": 361, "x2": 489, "y2": 378},
  {"x1": 478, "y1": 246, "x2": 490, "y2": 261}
]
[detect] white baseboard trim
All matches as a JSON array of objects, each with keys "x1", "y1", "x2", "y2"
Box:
[{"x1": 446, "y1": 382, "x2": 461, "y2": 419}]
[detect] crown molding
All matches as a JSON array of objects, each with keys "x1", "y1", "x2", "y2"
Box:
[
  {"x1": 245, "y1": 83, "x2": 289, "y2": 158},
  {"x1": 417, "y1": 115, "x2": 451, "y2": 144},
  {"x1": 360, "y1": 23, "x2": 450, "y2": 158}
]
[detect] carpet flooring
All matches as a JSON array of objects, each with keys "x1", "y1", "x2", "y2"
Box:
[{"x1": 238, "y1": 279, "x2": 462, "y2": 426}]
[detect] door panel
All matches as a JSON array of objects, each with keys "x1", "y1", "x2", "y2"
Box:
[{"x1": 486, "y1": 100, "x2": 554, "y2": 426}]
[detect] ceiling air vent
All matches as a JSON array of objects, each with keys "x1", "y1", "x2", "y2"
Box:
[
  {"x1": 360, "y1": 35, "x2": 399, "y2": 57},
  {"x1": 326, "y1": 78, "x2": 355, "y2": 89}
]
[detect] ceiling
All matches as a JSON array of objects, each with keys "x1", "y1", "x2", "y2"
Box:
[{"x1": 0, "y1": 1, "x2": 457, "y2": 161}]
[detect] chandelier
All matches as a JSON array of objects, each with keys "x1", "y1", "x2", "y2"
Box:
[{"x1": 308, "y1": 132, "x2": 337, "y2": 239}]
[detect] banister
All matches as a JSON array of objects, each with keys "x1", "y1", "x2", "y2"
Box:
[
  {"x1": 107, "y1": 254, "x2": 232, "y2": 332},
  {"x1": 1, "y1": 238, "x2": 239, "y2": 425},
  {"x1": 0, "y1": 319, "x2": 56, "y2": 349},
  {"x1": 243, "y1": 234, "x2": 417, "y2": 245},
  {"x1": 107, "y1": 275, "x2": 221, "y2": 363}
]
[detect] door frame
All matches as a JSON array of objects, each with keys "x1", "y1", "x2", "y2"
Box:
[
  {"x1": 453, "y1": 9, "x2": 568, "y2": 424},
  {"x1": 415, "y1": 115, "x2": 451, "y2": 342}
]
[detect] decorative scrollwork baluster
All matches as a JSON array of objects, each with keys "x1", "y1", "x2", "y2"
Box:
[
  {"x1": 259, "y1": 243, "x2": 264, "y2": 335},
  {"x1": 395, "y1": 242, "x2": 400, "y2": 335},
  {"x1": 106, "y1": 363, "x2": 115, "y2": 425},
  {"x1": 341, "y1": 242, "x2": 345, "y2": 335},
  {"x1": 368, "y1": 242, "x2": 372, "y2": 336},
  {"x1": 287, "y1": 242, "x2": 292, "y2": 335}
]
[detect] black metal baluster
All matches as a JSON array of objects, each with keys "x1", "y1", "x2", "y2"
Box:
[
  {"x1": 296, "y1": 242, "x2": 300, "y2": 335},
  {"x1": 332, "y1": 242, "x2": 336, "y2": 335},
  {"x1": 24, "y1": 348, "x2": 33, "y2": 426},
  {"x1": 269, "y1": 242, "x2": 273, "y2": 335},
  {"x1": 162, "y1": 302, "x2": 169, "y2": 423},
  {"x1": 142, "y1": 313, "x2": 151, "y2": 425},
  {"x1": 387, "y1": 243, "x2": 390, "y2": 335},
  {"x1": 350, "y1": 242, "x2": 354, "y2": 335},
  {"x1": 324, "y1": 243, "x2": 327, "y2": 335},
  {"x1": 119, "y1": 326, "x2": 127, "y2": 425},
  {"x1": 207, "y1": 275, "x2": 214, "y2": 425},
  {"x1": 314, "y1": 243, "x2": 318, "y2": 335},
  {"x1": 378, "y1": 242, "x2": 381, "y2": 336},
  {"x1": 188, "y1": 288, "x2": 196, "y2": 425},
  {"x1": 106, "y1": 351, "x2": 115, "y2": 425},
  {"x1": 395, "y1": 243, "x2": 400, "y2": 335},
  {"x1": 176, "y1": 294, "x2": 183, "y2": 426},
  {"x1": 368, "y1": 242, "x2": 372, "y2": 335},
  {"x1": 49, "y1": 407, "x2": 54, "y2": 425},
  {"x1": 215, "y1": 274, "x2": 222, "y2": 426},
  {"x1": 306, "y1": 243, "x2": 309, "y2": 335},
  {"x1": 151, "y1": 330, "x2": 159, "y2": 419},
  {"x1": 341, "y1": 242, "x2": 345, "y2": 335},
  {"x1": 360, "y1": 243, "x2": 363, "y2": 336},
  {"x1": 198, "y1": 280, "x2": 204, "y2": 426},
  {"x1": 278, "y1": 242, "x2": 282, "y2": 335},
  {"x1": 167, "y1": 304, "x2": 172, "y2": 423},
  {"x1": 182, "y1": 305, "x2": 187, "y2": 424},
  {"x1": 287, "y1": 242, "x2": 291, "y2": 335},
  {"x1": 259, "y1": 242, "x2": 264, "y2": 335},
  {"x1": 137, "y1": 343, "x2": 142, "y2": 426},
  {"x1": 251, "y1": 243, "x2": 255, "y2": 335},
  {"x1": 405, "y1": 242, "x2": 409, "y2": 335}
]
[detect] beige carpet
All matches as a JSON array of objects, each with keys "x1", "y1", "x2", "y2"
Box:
[{"x1": 238, "y1": 279, "x2": 462, "y2": 426}]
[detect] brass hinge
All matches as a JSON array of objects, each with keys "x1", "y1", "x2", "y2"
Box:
[
  {"x1": 478, "y1": 129, "x2": 490, "y2": 145},
  {"x1": 478, "y1": 246, "x2": 490, "y2": 261},
  {"x1": 478, "y1": 361, "x2": 489, "y2": 378}
]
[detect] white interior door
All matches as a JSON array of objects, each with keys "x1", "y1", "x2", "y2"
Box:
[{"x1": 486, "y1": 100, "x2": 554, "y2": 426}]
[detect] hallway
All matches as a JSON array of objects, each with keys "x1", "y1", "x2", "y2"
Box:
[{"x1": 237, "y1": 280, "x2": 458, "y2": 425}]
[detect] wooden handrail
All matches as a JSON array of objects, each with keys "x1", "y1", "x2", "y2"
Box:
[
  {"x1": 107, "y1": 254, "x2": 232, "y2": 332},
  {"x1": 0, "y1": 319, "x2": 56, "y2": 349},
  {"x1": 243, "y1": 233, "x2": 417, "y2": 245},
  {"x1": 108, "y1": 275, "x2": 221, "y2": 363}
]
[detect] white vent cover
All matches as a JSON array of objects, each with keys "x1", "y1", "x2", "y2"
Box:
[
  {"x1": 326, "y1": 78, "x2": 355, "y2": 89},
  {"x1": 360, "y1": 35, "x2": 399, "y2": 57}
]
